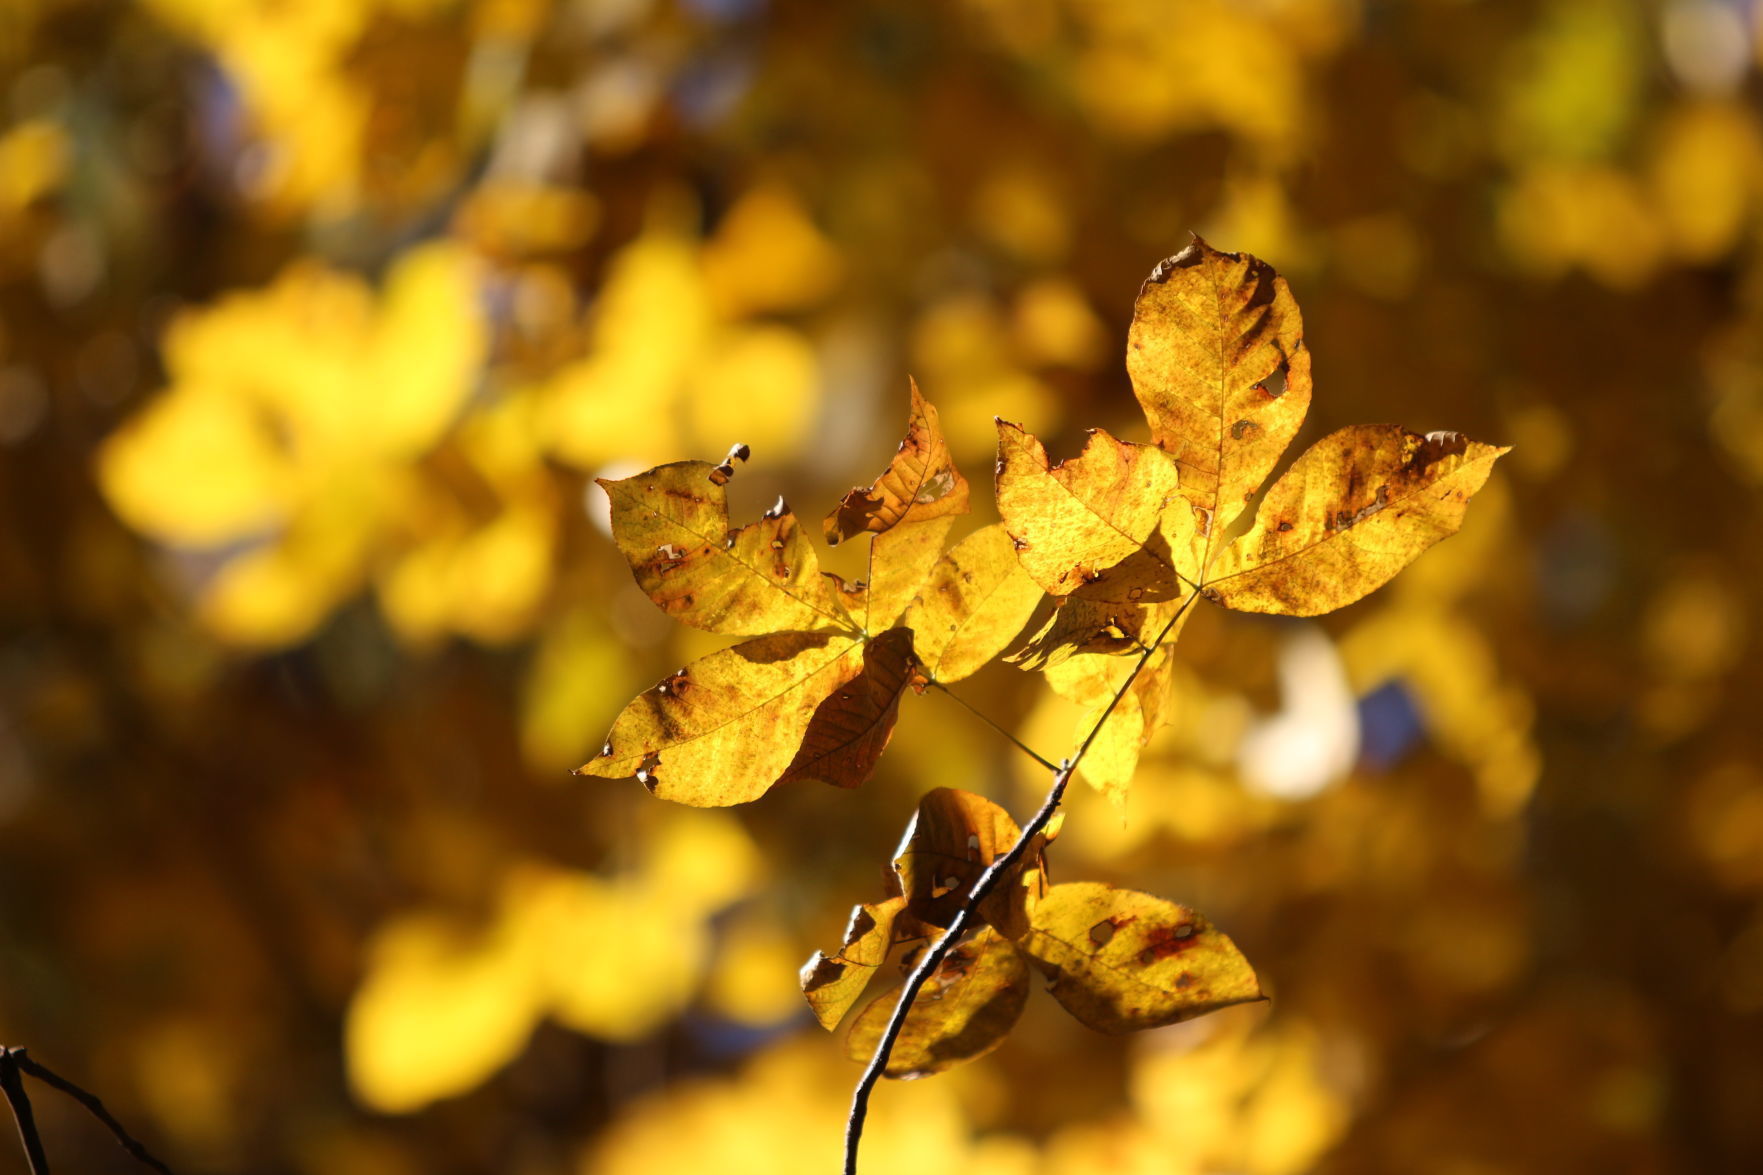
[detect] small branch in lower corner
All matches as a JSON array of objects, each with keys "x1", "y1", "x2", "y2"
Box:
[{"x1": 2, "y1": 1046, "x2": 177, "y2": 1175}]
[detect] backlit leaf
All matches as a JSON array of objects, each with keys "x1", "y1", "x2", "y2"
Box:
[
  {"x1": 1127, "y1": 238, "x2": 1313, "y2": 564},
  {"x1": 995, "y1": 422, "x2": 1197, "y2": 600},
  {"x1": 844, "y1": 926, "x2": 1030, "y2": 1078},
  {"x1": 903, "y1": 523, "x2": 1046, "y2": 683},
  {"x1": 800, "y1": 895, "x2": 909, "y2": 1031},
  {"x1": 598, "y1": 462, "x2": 853, "y2": 635},
  {"x1": 576, "y1": 632, "x2": 867, "y2": 806},
  {"x1": 893, "y1": 787, "x2": 1022, "y2": 929},
  {"x1": 1206, "y1": 426, "x2": 1510, "y2": 616},
  {"x1": 1017, "y1": 882, "x2": 1264, "y2": 1034},
  {"x1": 825, "y1": 379, "x2": 971, "y2": 542},
  {"x1": 826, "y1": 379, "x2": 972, "y2": 629}
]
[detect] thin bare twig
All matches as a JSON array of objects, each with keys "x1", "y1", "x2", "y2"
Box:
[
  {"x1": 842, "y1": 591, "x2": 1197, "y2": 1175},
  {"x1": 1, "y1": 1049, "x2": 51, "y2": 1175},
  {"x1": 927, "y1": 680, "x2": 1059, "y2": 772},
  {"x1": 2, "y1": 1047, "x2": 177, "y2": 1175}
]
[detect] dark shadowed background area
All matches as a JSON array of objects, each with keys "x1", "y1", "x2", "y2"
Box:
[{"x1": 3, "y1": 0, "x2": 1761, "y2": 1171}]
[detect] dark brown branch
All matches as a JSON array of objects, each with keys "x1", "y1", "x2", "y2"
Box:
[
  {"x1": 927, "y1": 680, "x2": 1059, "y2": 772},
  {"x1": 842, "y1": 591, "x2": 1197, "y2": 1175},
  {"x1": 2, "y1": 1047, "x2": 176, "y2": 1175},
  {"x1": 1, "y1": 1049, "x2": 52, "y2": 1175}
]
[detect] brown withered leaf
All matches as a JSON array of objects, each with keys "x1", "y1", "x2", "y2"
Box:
[
  {"x1": 1016, "y1": 882, "x2": 1264, "y2": 1034},
  {"x1": 597, "y1": 462, "x2": 852, "y2": 635},
  {"x1": 1205, "y1": 425, "x2": 1511, "y2": 615},
  {"x1": 826, "y1": 379, "x2": 972, "y2": 630},
  {"x1": 844, "y1": 926, "x2": 1030, "y2": 1078},
  {"x1": 902, "y1": 523, "x2": 1045, "y2": 683},
  {"x1": 893, "y1": 787, "x2": 1023, "y2": 929},
  {"x1": 1128, "y1": 236, "x2": 1313, "y2": 564},
  {"x1": 801, "y1": 895, "x2": 909, "y2": 1031},
  {"x1": 779, "y1": 628, "x2": 924, "y2": 788}
]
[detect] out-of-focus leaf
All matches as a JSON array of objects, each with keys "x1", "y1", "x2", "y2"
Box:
[
  {"x1": 1017, "y1": 882, "x2": 1263, "y2": 1034},
  {"x1": 345, "y1": 909, "x2": 541, "y2": 1114},
  {"x1": 779, "y1": 628, "x2": 924, "y2": 789},
  {"x1": 995, "y1": 422, "x2": 1196, "y2": 599},
  {"x1": 844, "y1": 926, "x2": 1030, "y2": 1077},
  {"x1": 1207, "y1": 426, "x2": 1510, "y2": 615},
  {"x1": 801, "y1": 895, "x2": 909, "y2": 1031},
  {"x1": 1126, "y1": 238, "x2": 1313, "y2": 564},
  {"x1": 826, "y1": 379, "x2": 972, "y2": 629},
  {"x1": 598, "y1": 462, "x2": 854, "y2": 635},
  {"x1": 577, "y1": 632, "x2": 868, "y2": 805},
  {"x1": 903, "y1": 523, "x2": 1046, "y2": 683}
]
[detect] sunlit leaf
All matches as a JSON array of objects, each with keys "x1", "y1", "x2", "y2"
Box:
[
  {"x1": 1017, "y1": 882, "x2": 1263, "y2": 1033},
  {"x1": 1126, "y1": 237, "x2": 1313, "y2": 564},
  {"x1": 845, "y1": 926, "x2": 1031, "y2": 1078},
  {"x1": 801, "y1": 894, "x2": 909, "y2": 1031},
  {"x1": 576, "y1": 632, "x2": 868, "y2": 805},
  {"x1": 903, "y1": 523, "x2": 1046, "y2": 683},
  {"x1": 599, "y1": 462, "x2": 854, "y2": 635},
  {"x1": 1206, "y1": 426, "x2": 1510, "y2": 615},
  {"x1": 893, "y1": 787, "x2": 1023, "y2": 928},
  {"x1": 995, "y1": 422, "x2": 1196, "y2": 600},
  {"x1": 826, "y1": 379, "x2": 972, "y2": 629}
]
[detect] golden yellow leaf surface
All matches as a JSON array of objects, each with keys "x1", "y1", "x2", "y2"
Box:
[
  {"x1": 577, "y1": 632, "x2": 865, "y2": 805},
  {"x1": 995, "y1": 423, "x2": 1197, "y2": 599},
  {"x1": 1127, "y1": 237, "x2": 1313, "y2": 563},
  {"x1": 826, "y1": 379, "x2": 972, "y2": 629},
  {"x1": 845, "y1": 926, "x2": 1030, "y2": 1078},
  {"x1": 1017, "y1": 882, "x2": 1264, "y2": 1034},
  {"x1": 598, "y1": 462, "x2": 854, "y2": 635},
  {"x1": 826, "y1": 379, "x2": 971, "y2": 541},
  {"x1": 1207, "y1": 426, "x2": 1510, "y2": 615},
  {"x1": 800, "y1": 895, "x2": 909, "y2": 1031},
  {"x1": 903, "y1": 523, "x2": 1046, "y2": 683}
]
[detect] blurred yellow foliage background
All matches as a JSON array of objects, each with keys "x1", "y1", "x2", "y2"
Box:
[{"x1": 3, "y1": 0, "x2": 1763, "y2": 1172}]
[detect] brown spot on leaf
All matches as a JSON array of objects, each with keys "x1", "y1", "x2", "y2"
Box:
[
  {"x1": 1135, "y1": 922, "x2": 1200, "y2": 965},
  {"x1": 1230, "y1": 419, "x2": 1257, "y2": 440}
]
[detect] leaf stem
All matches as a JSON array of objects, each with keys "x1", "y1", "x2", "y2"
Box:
[
  {"x1": 842, "y1": 590, "x2": 1197, "y2": 1175},
  {"x1": 926, "y1": 680, "x2": 1059, "y2": 772},
  {"x1": 1, "y1": 1047, "x2": 176, "y2": 1175}
]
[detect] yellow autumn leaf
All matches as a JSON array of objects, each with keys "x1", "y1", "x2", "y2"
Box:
[
  {"x1": 344, "y1": 908, "x2": 541, "y2": 1114},
  {"x1": 825, "y1": 379, "x2": 972, "y2": 630},
  {"x1": 598, "y1": 461, "x2": 854, "y2": 636},
  {"x1": 1127, "y1": 237, "x2": 1313, "y2": 565},
  {"x1": 577, "y1": 632, "x2": 869, "y2": 805},
  {"x1": 995, "y1": 423, "x2": 1197, "y2": 599},
  {"x1": 801, "y1": 895, "x2": 909, "y2": 1031},
  {"x1": 1206, "y1": 426, "x2": 1510, "y2": 615},
  {"x1": 902, "y1": 523, "x2": 1046, "y2": 683},
  {"x1": 844, "y1": 926, "x2": 1030, "y2": 1078},
  {"x1": 1016, "y1": 882, "x2": 1264, "y2": 1033}
]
